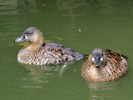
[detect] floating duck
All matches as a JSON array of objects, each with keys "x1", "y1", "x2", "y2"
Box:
[
  {"x1": 15, "y1": 27, "x2": 84, "y2": 65},
  {"x1": 81, "y1": 48, "x2": 128, "y2": 82}
]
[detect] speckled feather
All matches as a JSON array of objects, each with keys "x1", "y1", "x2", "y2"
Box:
[
  {"x1": 18, "y1": 43, "x2": 84, "y2": 65},
  {"x1": 81, "y1": 49, "x2": 128, "y2": 82}
]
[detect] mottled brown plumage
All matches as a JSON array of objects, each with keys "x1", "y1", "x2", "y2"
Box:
[
  {"x1": 81, "y1": 48, "x2": 128, "y2": 82},
  {"x1": 15, "y1": 27, "x2": 84, "y2": 65}
]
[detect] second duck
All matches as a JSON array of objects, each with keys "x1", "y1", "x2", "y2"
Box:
[{"x1": 81, "y1": 48, "x2": 128, "y2": 82}]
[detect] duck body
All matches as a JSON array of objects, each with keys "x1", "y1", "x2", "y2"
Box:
[
  {"x1": 15, "y1": 27, "x2": 84, "y2": 65},
  {"x1": 18, "y1": 42, "x2": 84, "y2": 65},
  {"x1": 81, "y1": 48, "x2": 128, "y2": 82}
]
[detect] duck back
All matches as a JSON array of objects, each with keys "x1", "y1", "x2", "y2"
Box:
[{"x1": 18, "y1": 43, "x2": 84, "y2": 65}]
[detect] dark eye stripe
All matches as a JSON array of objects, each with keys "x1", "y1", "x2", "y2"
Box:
[{"x1": 23, "y1": 32, "x2": 33, "y2": 35}]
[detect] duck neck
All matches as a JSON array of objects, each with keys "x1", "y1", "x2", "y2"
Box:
[{"x1": 27, "y1": 39, "x2": 44, "y2": 51}]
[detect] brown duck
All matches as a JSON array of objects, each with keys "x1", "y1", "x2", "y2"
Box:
[
  {"x1": 81, "y1": 48, "x2": 128, "y2": 82},
  {"x1": 14, "y1": 27, "x2": 84, "y2": 65}
]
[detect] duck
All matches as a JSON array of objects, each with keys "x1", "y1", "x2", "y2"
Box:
[
  {"x1": 14, "y1": 27, "x2": 84, "y2": 65},
  {"x1": 81, "y1": 48, "x2": 128, "y2": 82}
]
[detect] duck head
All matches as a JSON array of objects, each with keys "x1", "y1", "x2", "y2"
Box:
[
  {"x1": 15, "y1": 27, "x2": 44, "y2": 44},
  {"x1": 91, "y1": 48, "x2": 104, "y2": 68}
]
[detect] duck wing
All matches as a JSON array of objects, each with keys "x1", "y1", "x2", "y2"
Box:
[{"x1": 44, "y1": 43, "x2": 84, "y2": 60}]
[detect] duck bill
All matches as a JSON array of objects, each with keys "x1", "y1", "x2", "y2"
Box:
[
  {"x1": 94, "y1": 61, "x2": 101, "y2": 68},
  {"x1": 14, "y1": 36, "x2": 25, "y2": 43}
]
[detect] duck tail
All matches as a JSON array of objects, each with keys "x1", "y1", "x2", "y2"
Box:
[
  {"x1": 73, "y1": 52, "x2": 88, "y2": 60},
  {"x1": 121, "y1": 54, "x2": 128, "y2": 60}
]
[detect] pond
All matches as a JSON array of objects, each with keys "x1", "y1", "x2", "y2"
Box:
[{"x1": 0, "y1": 0, "x2": 133, "y2": 100}]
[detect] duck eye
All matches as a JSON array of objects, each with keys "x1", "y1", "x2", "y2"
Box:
[
  {"x1": 92, "y1": 57, "x2": 95, "y2": 62},
  {"x1": 100, "y1": 57, "x2": 103, "y2": 61}
]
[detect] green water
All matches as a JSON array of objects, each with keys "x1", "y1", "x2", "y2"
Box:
[{"x1": 0, "y1": 0, "x2": 133, "y2": 100}]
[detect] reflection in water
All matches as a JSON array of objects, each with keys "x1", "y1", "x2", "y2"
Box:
[
  {"x1": 86, "y1": 81, "x2": 117, "y2": 100},
  {"x1": 100, "y1": 1, "x2": 114, "y2": 14},
  {"x1": 0, "y1": 0, "x2": 38, "y2": 15},
  {"x1": 56, "y1": 0, "x2": 88, "y2": 36},
  {"x1": 98, "y1": 0, "x2": 133, "y2": 14},
  {"x1": 0, "y1": 0, "x2": 133, "y2": 16},
  {"x1": 0, "y1": 0, "x2": 132, "y2": 100},
  {"x1": 0, "y1": 0, "x2": 17, "y2": 15},
  {"x1": 56, "y1": 0, "x2": 88, "y2": 10},
  {"x1": 20, "y1": 62, "x2": 72, "y2": 88},
  {"x1": 89, "y1": 92, "x2": 112, "y2": 100},
  {"x1": 87, "y1": 81, "x2": 116, "y2": 90}
]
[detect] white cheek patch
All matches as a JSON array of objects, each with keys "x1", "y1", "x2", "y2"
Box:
[
  {"x1": 25, "y1": 36, "x2": 28, "y2": 40},
  {"x1": 100, "y1": 57, "x2": 103, "y2": 61},
  {"x1": 92, "y1": 57, "x2": 95, "y2": 62}
]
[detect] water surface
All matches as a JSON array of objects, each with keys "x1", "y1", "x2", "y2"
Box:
[{"x1": 0, "y1": 0, "x2": 133, "y2": 100}]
